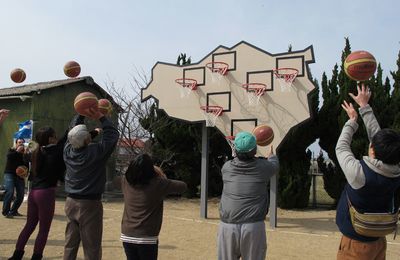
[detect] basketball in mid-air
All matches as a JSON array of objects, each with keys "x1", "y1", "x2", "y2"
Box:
[
  {"x1": 74, "y1": 92, "x2": 98, "y2": 117},
  {"x1": 10, "y1": 68, "x2": 26, "y2": 83},
  {"x1": 16, "y1": 165, "x2": 28, "y2": 178},
  {"x1": 98, "y1": 99, "x2": 113, "y2": 115},
  {"x1": 64, "y1": 61, "x2": 81, "y2": 78},
  {"x1": 344, "y1": 51, "x2": 377, "y2": 81},
  {"x1": 252, "y1": 124, "x2": 274, "y2": 146}
]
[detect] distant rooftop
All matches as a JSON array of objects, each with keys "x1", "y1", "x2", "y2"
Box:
[{"x1": 0, "y1": 76, "x2": 121, "y2": 111}]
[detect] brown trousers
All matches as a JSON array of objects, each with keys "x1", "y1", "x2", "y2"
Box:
[
  {"x1": 337, "y1": 235, "x2": 386, "y2": 260},
  {"x1": 64, "y1": 197, "x2": 103, "y2": 260}
]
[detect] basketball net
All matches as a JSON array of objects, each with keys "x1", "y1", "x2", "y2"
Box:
[
  {"x1": 176, "y1": 78, "x2": 197, "y2": 98},
  {"x1": 206, "y1": 62, "x2": 228, "y2": 85},
  {"x1": 274, "y1": 68, "x2": 298, "y2": 92},
  {"x1": 210, "y1": 71, "x2": 224, "y2": 84},
  {"x1": 201, "y1": 106, "x2": 223, "y2": 127},
  {"x1": 179, "y1": 85, "x2": 193, "y2": 98},
  {"x1": 225, "y1": 136, "x2": 236, "y2": 157},
  {"x1": 247, "y1": 88, "x2": 265, "y2": 106}
]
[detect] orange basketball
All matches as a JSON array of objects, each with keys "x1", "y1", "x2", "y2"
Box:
[
  {"x1": 10, "y1": 68, "x2": 26, "y2": 83},
  {"x1": 74, "y1": 92, "x2": 98, "y2": 117},
  {"x1": 98, "y1": 99, "x2": 113, "y2": 115},
  {"x1": 64, "y1": 61, "x2": 81, "y2": 78},
  {"x1": 344, "y1": 51, "x2": 377, "y2": 81},
  {"x1": 252, "y1": 124, "x2": 274, "y2": 146},
  {"x1": 16, "y1": 165, "x2": 28, "y2": 178}
]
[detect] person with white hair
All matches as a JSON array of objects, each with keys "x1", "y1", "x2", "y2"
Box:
[{"x1": 63, "y1": 108, "x2": 119, "y2": 260}]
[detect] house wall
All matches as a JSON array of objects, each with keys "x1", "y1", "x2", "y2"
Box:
[
  {"x1": 0, "y1": 81, "x2": 118, "y2": 191},
  {"x1": 0, "y1": 97, "x2": 32, "y2": 183}
]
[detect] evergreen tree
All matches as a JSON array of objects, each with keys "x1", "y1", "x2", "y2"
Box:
[
  {"x1": 390, "y1": 51, "x2": 400, "y2": 131},
  {"x1": 318, "y1": 39, "x2": 352, "y2": 203},
  {"x1": 318, "y1": 38, "x2": 395, "y2": 205},
  {"x1": 177, "y1": 53, "x2": 192, "y2": 66},
  {"x1": 277, "y1": 74, "x2": 319, "y2": 208}
]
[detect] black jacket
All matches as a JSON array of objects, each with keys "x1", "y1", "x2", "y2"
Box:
[{"x1": 29, "y1": 132, "x2": 68, "y2": 189}]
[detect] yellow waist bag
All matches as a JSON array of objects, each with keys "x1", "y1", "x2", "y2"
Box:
[{"x1": 348, "y1": 195, "x2": 399, "y2": 238}]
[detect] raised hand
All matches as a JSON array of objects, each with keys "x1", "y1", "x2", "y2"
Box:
[
  {"x1": 265, "y1": 145, "x2": 274, "y2": 158},
  {"x1": 154, "y1": 166, "x2": 167, "y2": 179},
  {"x1": 0, "y1": 109, "x2": 10, "y2": 124},
  {"x1": 341, "y1": 100, "x2": 358, "y2": 122},
  {"x1": 85, "y1": 107, "x2": 104, "y2": 120},
  {"x1": 16, "y1": 145, "x2": 25, "y2": 153},
  {"x1": 349, "y1": 83, "x2": 371, "y2": 108}
]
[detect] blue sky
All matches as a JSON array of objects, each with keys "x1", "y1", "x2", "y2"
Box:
[
  {"x1": 1, "y1": 0, "x2": 399, "y2": 90},
  {"x1": 1, "y1": 1, "x2": 399, "y2": 155}
]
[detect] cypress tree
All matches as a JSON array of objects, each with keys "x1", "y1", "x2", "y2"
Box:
[
  {"x1": 277, "y1": 72, "x2": 319, "y2": 208},
  {"x1": 318, "y1": 39, "x2": 353, "y2": 203},
  {"x1": 390, "y1": 51, "x2": 400, "y2": 130},
  {"x1": 317, "y1": 39, "x2": 396, "y2": 205}
]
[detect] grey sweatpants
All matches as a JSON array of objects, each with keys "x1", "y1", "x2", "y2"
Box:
[
  {"x1": 217, "y1": 221, "x2": 267, "y2": 260},
  {"x1": 64, "y1": 197, "x2": 103, "y2": 260}
]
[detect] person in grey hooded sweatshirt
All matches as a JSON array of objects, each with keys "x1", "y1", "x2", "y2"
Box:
[
  {"x1": 63, "y1": 108, "x2": 119, "y2": 260},
  {"x1": 335, "y1": 84, "x2": 400, "y2": 260},
  {"x1": 218, "y1": 131, "x2": 279, "y2": 260}
]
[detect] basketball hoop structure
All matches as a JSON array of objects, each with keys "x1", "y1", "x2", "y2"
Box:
[
  {"x1": 206, "y1": 62, "x2": 229, "y2": 83},
  {"x1": 241, "y1": 83, "x2": 266, "y2": 106},
  {"x1": 175, "y1": 78, "x2": 197, "y2": 98},
  {"x1": 273, "y1": 68, "x2": 298, "y2": 92},
  {"x1": 200, "y1": 105, "x2": 223, "y2": 127},
  {"x1": 225, "y1": 135, "x2": 236, "y2": 157}
]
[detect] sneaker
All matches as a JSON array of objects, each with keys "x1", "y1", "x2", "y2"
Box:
[
  {"x1": 5, "y1": 213, "x2": 13, "y2": 218},
  {"x1": 12, "y1": 212, "x2": 23, "y2": 216}
]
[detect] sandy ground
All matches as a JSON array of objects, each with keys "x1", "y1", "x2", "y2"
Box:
[{"x1": 1, "y1": 197, "x2": 400, "y2": 260}]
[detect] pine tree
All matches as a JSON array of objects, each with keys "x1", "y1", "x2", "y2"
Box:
[
  {"x1": 390, "y1": 51, "x2": 400, "y2": 130},
  {"x1": 277, "y1": 73, "x2": 319, "y2": 208},
  {"x1": 318, "y1": 39, "x2": 352, "y2": 203},
  {"x1": 317, "y1": 39, "x2": 397, "y2": 205}
]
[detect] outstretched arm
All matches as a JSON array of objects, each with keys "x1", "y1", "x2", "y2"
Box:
[
  {"x1": 0, "y1": 109, "x2": 10, "y2": 125},
  {"x1": 335, "y1": 100, "x2": 365, "y2": 189},
  {"x1": 349, "y1": 84, "x2": 380, "y2": 142},
  {"x1": 264, "y1": 145, "x2": 279, "y2": 174}
]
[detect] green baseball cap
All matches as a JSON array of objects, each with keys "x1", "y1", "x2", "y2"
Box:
[{"x1": 234, "y1": 131, "x2": 257, "y2": 153}]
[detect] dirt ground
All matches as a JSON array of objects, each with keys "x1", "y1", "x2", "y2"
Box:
[{"x1": 1, "y1": 197, "x2": 400, "y2": 260}]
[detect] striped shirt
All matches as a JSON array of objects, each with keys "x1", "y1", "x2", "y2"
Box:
[{"x1": 120, "y1": 233, "x2": 158, "y2": 244}]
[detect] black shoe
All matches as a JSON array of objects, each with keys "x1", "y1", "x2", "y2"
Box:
[
  {"x1": 31, "y1": 253, "x2": 42, "y2": 260},
  {"x1": 5, "y1": 213, "x2": 14, "y2": 218},
  {"x1": 8, "y1": 249, "x2": 24, "y2": 260},
  {"x1": 13, "y1": 212, "x2": 23, "y2": 216}
]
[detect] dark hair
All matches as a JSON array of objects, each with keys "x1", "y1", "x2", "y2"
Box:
[
  {"x1": 125, "y1": 153, "x2": 156, "y2": 186},
  {"x1": 31, "y1": 126, "x2": 56, "y2": 176},
  {"x1": 371, "y1": 129, "x2": 400, "y2": 165},
  {"x1": 15, "y1": 138, "x2": 25, "y2": 144},
  {"x1": 236, "y1": 147, "x2": 257, "y2": 161}
]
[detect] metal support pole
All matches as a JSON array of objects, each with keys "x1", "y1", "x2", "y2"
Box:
[
  {"x1": 312, "y1": 174, "x2": 317, "y2": 208},
  {"x1": 200, "y1": 123, "x2": 209, "y2": 218},
  {"x1": 269, "y1": 173, "x2": 278, "y2": 228}
]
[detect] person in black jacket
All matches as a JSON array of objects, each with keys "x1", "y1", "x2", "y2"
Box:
[
  {"x1": 2, "y1": 138, "x2": 28, "y2": 218},
  {"x1": 8, "y1": 126, "x2": 68, "y2": 260}
]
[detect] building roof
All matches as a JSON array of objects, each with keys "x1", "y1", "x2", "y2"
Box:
[
  {"x1": 0, "y1": 76, "x2": 121, "y2": 110},
  {"x1": 118, "y1": 138, "x2": 146, "y2": 149}
]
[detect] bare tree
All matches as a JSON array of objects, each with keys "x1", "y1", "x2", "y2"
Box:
[{"x1": 105, "y1": 67, "x2": 176, "y2": 170}]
